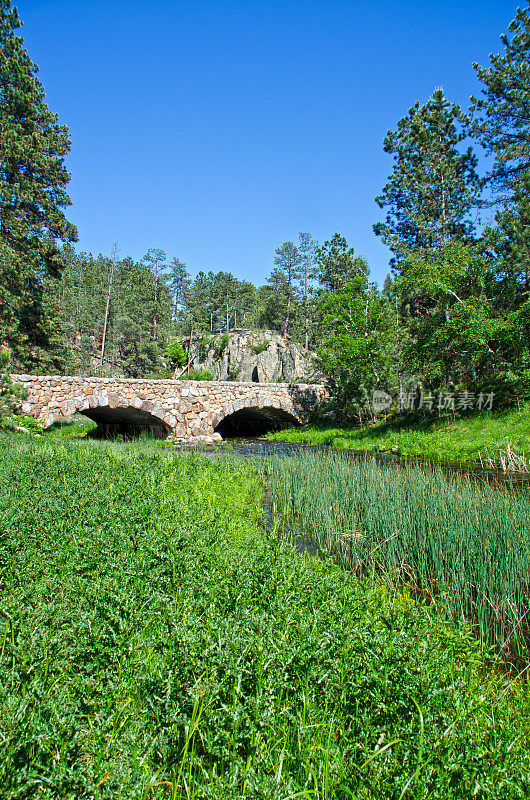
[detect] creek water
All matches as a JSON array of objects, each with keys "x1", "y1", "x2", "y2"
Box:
[
  {"x1": 175, "y1": 436, "x2": 530, "y2": 490},
  {"x1": 173, "y1": 437, "x2": 530, "y2": 561}
]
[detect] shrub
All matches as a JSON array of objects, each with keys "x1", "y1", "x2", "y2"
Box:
[
  {"x1": 0, "y1": 350, "x2": 27, "y2": 422},
  {"x1": 1, "y1": 413, "x2": 42, "y2": 433},
  {"x1": 252, "y1": 339, "x2": 270, "y2": 355},
  {"x1": 182, "y1": 369, "x2": 214, "y2": 381},
  {"x1": 166, "y1": 340, "x2": 187, "y2": 368},
  {"x1": 215, "y1": 333, "x2": 229, "y2": 358}
]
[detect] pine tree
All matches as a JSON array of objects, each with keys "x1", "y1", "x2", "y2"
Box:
[
  {"x1": 315, "y1": 233, "x2": 367, "y2": 291},
  {"x1": 0, "y1": 0, "x2": 77, "y2": 360},
  {"x1": 269, "y1": 241, "x2": 301, "y2": 339},
  {"x1": 374, "y1": 89, "x2": 481, "y2": 268},
  {"x1": 494, "y1": 170, "x2": 530, "y2": 297},
  {"x1": 298, "y1": 232, "x2": 317, "y2": 348},
  {"x1": 141, "y1": 249, "x2": 167, "y2": 341},
  {"x1": 471, "y1": 3, "x2": 530, "y2": 203},
  {"x1": 168, "y1": 258, "x2": 191, "y2": 328}
]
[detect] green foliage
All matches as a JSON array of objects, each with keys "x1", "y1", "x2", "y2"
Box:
[
  {"x1": 398, "y1": 241, "x2": 502, "y2": 386},
  {"x1": 181, "y1": 368, "x2": 214, "y2": 381},
  {"x1": 42, "y1": 250, "x2": 174, "y2": 377},
  {"x1": 268, "y1": 402, "x2": 530, "y2": 465},
  {"x1": 268, "y1": 240, "x2": 302, "y2": 338},
  {"x1": 185, "y1": 271, "x2": 257, "y2": 336},
  {"x1": 479, "y1": 369, "x2": 530, "y2": 406},
  {"x1": 0, "y1": 0, "x2": 77, "y2": 362},
  {"x1": 1, "y1": 413, "x2": 42, "y2": 433},
  {"x1": 263, "y1": 450, "x2": 530, "y2": 660},
  {"x1": 315, "y1": 232, "x2": 367, "y2": 291},
  {"x1": 215, "y1": 332, "x2": 229, "y2": 357},
  {"x1": 0, "y1": 350, "x2": 27, "y2": 421},
  {"x1": 374, "y1": 89, "x2": 480, "y2": 266},
  {"x1": 167, "y1": 257, "x2": 191, "y2": 332},
  {"x1": 252, "y1": 339, "x2": 270, "y2": 355},
  {"x1": 318, "y1": 274, "x2": 390, "y2": 421},
  {"x1": 472, "y1": 3, "x2": 530, "y2": 201},
  {"x1": 0, "y1": 434, "x2": 529, "y2": 797},
  {"x1": 43, "y1": 416, "x2": 97, "y2": 438},
  {"x1": 166, "y1": 340, "x2": 187, "y2": 368},
  {"x1": 298, "y1": 232, "x2": 318, "y2": 348},
  {"x1": 493, "y1": 170, "x2": 530, "y2": 303}
]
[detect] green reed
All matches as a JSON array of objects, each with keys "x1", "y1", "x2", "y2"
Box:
[
  {"x1": 2, "y1": 433, "x2": 530, "y2": 797},
  {"x1": 262, "y1": 452, "x2": 530, "y2": 659}
]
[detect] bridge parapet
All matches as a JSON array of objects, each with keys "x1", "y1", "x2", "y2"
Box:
[{"x1": 14, "y1": 375, "x2": 327, "y2": 440}]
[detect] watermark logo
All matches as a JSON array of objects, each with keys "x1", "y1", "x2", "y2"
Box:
[
  {"x1": 372, "y1": 390, "x2": 495, "y2": 413},
  {"x1": 372, "y1": 390, "x2": 393, "y2": 413}
]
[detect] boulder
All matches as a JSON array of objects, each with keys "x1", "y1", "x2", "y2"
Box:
[{"x1": 177, "y1": 330, "x2": 325, "y2": 384}]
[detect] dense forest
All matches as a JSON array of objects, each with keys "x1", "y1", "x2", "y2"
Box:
[{"x1": 2, "y1": 0, "x2": 530, "y2": 421}]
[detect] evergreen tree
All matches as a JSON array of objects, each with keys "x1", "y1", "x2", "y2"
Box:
[
  {"x1": 141, "y1": 248, "x2": 167, "y2": 341},
  {"x1": 254, "y1": 284, "x2": 284, "y2": 333},
  {"x1": 0, "y1": 349, "x2": 27, "y2": 420},
  {"x1": 0, "y1": 0, "x2": 77, "y2": 361},
  {"x1": 168, "y1": 258, "x2": 191, "y2": 328},
  {"x1": 185, "y1": 272, "x2": 210, "y2": 334},
  {"x1": 315, "y1": 233, "x2": 367, "y2": 291},
  {"x1": 495, "y1": 171, "x2": 530, "y2": 296},
  {"x1": 374, "y1": 89, "x2": 481, "y2": 268},
  {"x1": 471, "y1": 3, "x2": 530, "y2": 203},
  {"x1": 268, "y1": 241, "x2": 302, "y2": 338},
  {"x1": 201, "y1": 271, "x2": 255, "y2": 331},
  {"x1": 298, "y1": 232, "x2": 317, "y2": 348}
]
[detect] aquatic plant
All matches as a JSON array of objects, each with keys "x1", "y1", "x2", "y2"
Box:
[
  {"x1": 263, "y1": 451, "x2": 530, "y2": 661},
  {"x1": 1, "y1": 434, "x2": 529, "y2": 796}
]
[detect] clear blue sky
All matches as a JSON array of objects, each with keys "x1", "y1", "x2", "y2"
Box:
[{"x1": 20, "y1": 0, "x2": 517, "y2": 285}]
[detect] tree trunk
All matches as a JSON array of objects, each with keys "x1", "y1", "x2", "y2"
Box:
[
  {"x1": 304, "y1": 256, "x2": 309, "y2": 350},
  {"x1": 186, "y1": 320, "x2": 194, "y2": 375},
  {"x1": 100, "y1": 243, "x2": 118, "y2": 367},
  {"x1": 283, "y1": 264, "x2": 292, "y2": 339}
]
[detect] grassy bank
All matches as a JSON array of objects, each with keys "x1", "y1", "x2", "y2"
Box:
[
  {"x1": 263, "y1": 451, "x2": 530, "y2": 659},
  {"x1": 1, "y1": 435, "x2": 530, "y2": 797},
  {"x1": 267, "y1": 402, "x2": 530, "y2": 467}
]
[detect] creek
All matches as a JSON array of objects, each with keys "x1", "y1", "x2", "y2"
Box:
[{"x1": 175, "y1": 436, "x2": 530, "y2": 490}]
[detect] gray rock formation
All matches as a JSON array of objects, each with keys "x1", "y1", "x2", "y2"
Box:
[{"x1": 179, "y1": 330, "x2": 325, "y2": 383}]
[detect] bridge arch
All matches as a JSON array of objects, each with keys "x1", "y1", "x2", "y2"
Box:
[
  {"x1": 15, "y1": 375, "x2": 326, "y2": 441},
  {"x1": 211, "y1": 397, "x2": 302, "y2": 438},
  {"x1": 42, "y1": 392, "x2": 174, "y2": 438}
]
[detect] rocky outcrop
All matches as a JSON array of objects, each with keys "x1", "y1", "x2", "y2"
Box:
[{"x1": 182, "y1": 330, "x2": 325, "y2": 383}]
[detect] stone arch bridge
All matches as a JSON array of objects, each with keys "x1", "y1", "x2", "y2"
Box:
[{"x1": 15, "y1": 376, "x2": 327, "y2": 440}]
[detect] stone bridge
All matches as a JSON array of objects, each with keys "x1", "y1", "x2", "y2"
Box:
[{"x1": 14, "y1": 375, "x2": 327, "y2": 440}]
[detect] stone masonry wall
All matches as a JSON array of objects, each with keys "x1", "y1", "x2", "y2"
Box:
[{"x1": 14, "y1": 376, "x2": 327, "y2": 441}]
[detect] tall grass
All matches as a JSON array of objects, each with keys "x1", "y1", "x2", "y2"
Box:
[
  {"x1": 263, "y1": 452, "x2": 530, "y2": 661},
  {"x1": 1, "y1": 434, "x2": 530, "y2": 797},
  {"x1": 267, "y1": 402, "x2": 530, "y2": 466}
]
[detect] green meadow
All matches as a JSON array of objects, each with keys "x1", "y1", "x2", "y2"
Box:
[
  {"x1": 267, "y1": 403, "x2": 530, "y2": 467},
  {"x1": 1, "y1": 433, "x2": 530, "y2": 798}
]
